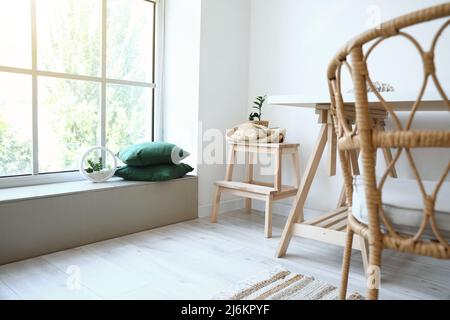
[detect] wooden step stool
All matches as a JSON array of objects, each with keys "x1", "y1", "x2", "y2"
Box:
[{"x1": 211, "y1": 142, "x2": 300, "y2": 238}]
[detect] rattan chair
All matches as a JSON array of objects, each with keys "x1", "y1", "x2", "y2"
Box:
[{"x1": 327, "y1": 3, "x2": 450, "y2": 300}]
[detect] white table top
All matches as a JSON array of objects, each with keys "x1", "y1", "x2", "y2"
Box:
[{"x1": 267, "y1": 92, "x2": 447, "y2": 111}]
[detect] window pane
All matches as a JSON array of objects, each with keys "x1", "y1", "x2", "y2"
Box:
[
  {"x1": 0, "y1": 73, "x2": 32, "y2": 176},
  {"x1": 37, "y1": 0, "x2": 101, "y2": 76},
  {"x1": 38, "y1": 77, "x2": 100, "y2": 173},
  {"x1": 106, "y1": 84, "x2": 152, "y2": 153},
  {"x1": 107, "y1": 0, "x2": 155, "y2": 82},
  {"x1": 0, "y1": 0, "x2": 31, "y2": 68}
]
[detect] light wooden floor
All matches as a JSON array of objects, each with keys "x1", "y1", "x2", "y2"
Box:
[{"x1": 0, "y1": 209, "x2": 449, "y2": 300}]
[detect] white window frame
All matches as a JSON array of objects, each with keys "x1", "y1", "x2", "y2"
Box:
[{"x1": 0, "y1": 0, "x2": 164, "y2": 189}]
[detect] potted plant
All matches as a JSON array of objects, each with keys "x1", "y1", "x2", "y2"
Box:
[
  {"x1": 248, "y1": 95, "x2": 269, "y2": 127},
  {"x1": 79, "y1": 146, "x2": 118, "y2": 182},
  {"x1": 84, "y1": 157, "x2": 111, "y2": 181}
]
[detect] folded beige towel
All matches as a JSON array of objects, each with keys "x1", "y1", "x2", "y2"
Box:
[{"x1": 226, "y1": 122, "x2": 286, "y2": 143}]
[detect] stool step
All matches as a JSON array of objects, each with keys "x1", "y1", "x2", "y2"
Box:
[{"x1": 215, "y1": 181, "x2": 276, "y2": 195}]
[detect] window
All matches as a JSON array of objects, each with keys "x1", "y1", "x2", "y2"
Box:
[{"x1": 0, "y1": 0, "x2": 158, "y2": 181}]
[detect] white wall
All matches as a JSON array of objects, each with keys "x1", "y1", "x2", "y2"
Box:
[
  {"x1": 197, "y1": 0, "x2": 251, "y2": 216},
  {"x1": 163, "y1": 0, "x2": 251, "y2": 216},
  {"x1": 248, "y1": 0, "x2": 450, "y2": 212},
  {"x1": 162, "y1": 0, "x2": 202, "y2": 169},
  {"x1": 163, "y1": 0, "x2": 449, "y2": 215}
]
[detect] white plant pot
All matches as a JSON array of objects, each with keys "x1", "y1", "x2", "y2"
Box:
[{"x1": 87, "y1": 169, "x2": 115, "y2": 182}]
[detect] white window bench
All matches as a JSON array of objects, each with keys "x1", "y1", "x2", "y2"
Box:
[{"x1": 0, "y1": 176, "x2": 198, "y2": 265}]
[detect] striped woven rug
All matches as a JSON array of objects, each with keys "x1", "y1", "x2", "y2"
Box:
[{"x1": 214, "y1": 268, "x2": 364, "y2": 300}]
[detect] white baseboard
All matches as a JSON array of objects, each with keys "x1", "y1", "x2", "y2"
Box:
[
  {"x1": 198, "y1": 198, "x2": 322, "y2": 219},
  {"x1": 251, "y1": 200, "x2": 293, "y2": 216},
  {"x1": 198, "y1": 198, "x2": 244, "y2": 218},
  {"x1": 253, "y1": 200, "x2": 324, "y2": 218},
  {"x1": 198, "y1": 198, "x2": 294, "y2": 218}
]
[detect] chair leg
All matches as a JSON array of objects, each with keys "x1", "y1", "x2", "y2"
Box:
[
  {"x1": 265, "y1": 195, "x2": 273, "y2": 238},
  {"x1": 291, "y1": 150, "x2": 301, "y2": 188},
  {"x1": 211, "y1": 186, "x2": 221, "y2": 223},
  {"x1": 245, "y1": 152, "x2": 254, "y2": 214},
  {"x1": 339, "y1": 224, "x2": 354, "y2": 300},
  {"x1": 359, "y1": 236, "x2": 369, "y2": 275},
  {"x1": 367, "y1": 244, "x2": 382, "y2": 300},
  {"x1": 245, "y1": 198, "x2": 252, "y2": 213}
]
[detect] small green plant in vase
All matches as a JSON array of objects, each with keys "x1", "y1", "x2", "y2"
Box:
[
  {"x1": 84, "y1": 156, "x2": 113, "y2": 181},
  {"x1": 248, "y1": 95, "x2": 269, "y2": 127},
  {"x1": 80, "y1": 146, "x2": 118, "y2": 183},
  {"x1": 85, "y1": 157, "x2": 103, "y2": 173}
]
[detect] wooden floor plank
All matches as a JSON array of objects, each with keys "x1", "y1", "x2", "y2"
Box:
[
  {"x1": 0, "y1": 280, "x2": 20, "y2": 300},
  {"x1": 0, "y1": 257, "x2": 100, "y2": 300},
  {"x1": 0, "y1": 209, "x2": 448, "y2": 300}
]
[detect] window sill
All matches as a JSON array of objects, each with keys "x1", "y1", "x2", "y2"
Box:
[{"x1": 0, "y1": 176, "x2": 197, "y2": 204}]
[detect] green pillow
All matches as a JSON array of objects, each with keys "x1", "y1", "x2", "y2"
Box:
[
  {"x1": 114, "y1": 163, "x2": 194, "y2": 181},
  {"x1": 117, "y1": 142, "x2": 190, "y2": 167}
]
